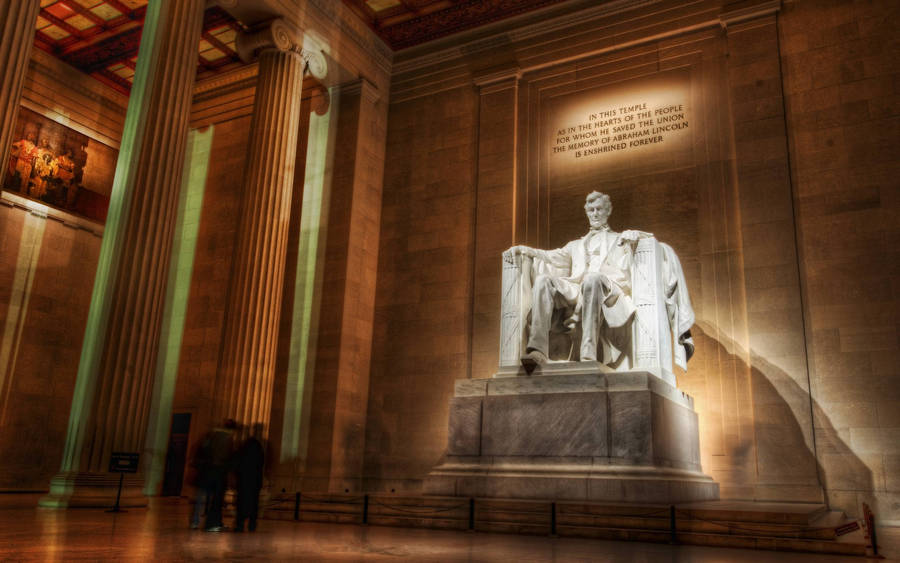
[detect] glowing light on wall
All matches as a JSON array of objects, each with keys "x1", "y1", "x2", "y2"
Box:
[
  {"x1": 143, "y1": 126, "x2": 213, "y2": 494},
  {"x1": 0, "y1": 206, "x2": 47, "y2": 425},
  {"x1": 280, "y1": 89, "x2": 338, "y2": 464},
  {"x1": 546, "y1": 70, "x2": 693, "y2": 185}
]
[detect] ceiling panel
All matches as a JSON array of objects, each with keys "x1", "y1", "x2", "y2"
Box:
[
  {"x1": 344, "y1": 0, "x2": 573, "y2": 50},
  {"x1": 34, "y1": 1, "x2": 244, "y2": 95},
  {"x1": 35, "y1": 0, "x2": 584, "y2": 95}
]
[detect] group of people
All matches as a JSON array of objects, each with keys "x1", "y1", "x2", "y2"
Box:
[
  {"x1": 7, "y1": 131, "x2": 81, "y2": 208},
  {"x1": 189, "y1": 419, "x2": 266, "y2": 533}
]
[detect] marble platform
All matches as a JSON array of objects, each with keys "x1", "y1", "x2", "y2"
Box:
[{"x1": 424, "y1": 365, "x2": 719, "y2": 503}]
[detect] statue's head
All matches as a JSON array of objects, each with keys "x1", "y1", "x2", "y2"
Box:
[{"x1": 584, "y1": 191, "x2": 612, "y2": 229}]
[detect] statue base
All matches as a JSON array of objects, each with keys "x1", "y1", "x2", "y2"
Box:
[{"x1": 424, "y1": 366, "x2": 719, "y2": 503}]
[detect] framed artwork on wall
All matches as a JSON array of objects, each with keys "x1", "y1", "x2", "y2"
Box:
[{"x1": 4, "y1": 107, "x2": 115, "y2": 223}]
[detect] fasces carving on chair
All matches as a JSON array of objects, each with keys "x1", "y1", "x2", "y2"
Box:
[{"x1": 500, "y1": 192, "x2": 694, "y2": 385}]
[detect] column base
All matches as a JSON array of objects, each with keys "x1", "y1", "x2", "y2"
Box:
[{"x1": 39, "y1": 471, "x2": 148, "y2": 509}]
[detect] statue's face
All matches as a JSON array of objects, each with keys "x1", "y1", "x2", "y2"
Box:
[{"x1": 585, "y1": 199, "x2": 609, "y2": 229}]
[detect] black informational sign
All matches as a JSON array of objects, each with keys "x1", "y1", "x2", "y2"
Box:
[
  {"x1": 835, "y1": 521, "x2": 860, "y2": 537},
  {"x1": 108, "y1": 452, "x2": 139, "y2": 473}
]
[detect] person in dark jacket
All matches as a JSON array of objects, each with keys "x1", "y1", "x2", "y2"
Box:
[
  {"x1": 188, "y1": 433, "x2": 211, "y2": 529},
  {"x1": 202, "y1": 418, "x2": 237, "y2": 532},
  {"x1": 234, "y1": 423, "x2": 265, "y2": 532}
]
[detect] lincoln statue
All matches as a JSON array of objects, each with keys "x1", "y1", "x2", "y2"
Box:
[{"x1": 503, "y1": 191, "x2": 652, "y2": 368}]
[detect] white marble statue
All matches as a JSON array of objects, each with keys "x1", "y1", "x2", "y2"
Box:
[{"x1": 501, "y1": 191, "x2": 694, "y2": 381}]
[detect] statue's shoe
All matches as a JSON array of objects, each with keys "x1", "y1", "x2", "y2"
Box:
[{"x1": 520, "y1": 349, "x2": 548, "y2": 373}]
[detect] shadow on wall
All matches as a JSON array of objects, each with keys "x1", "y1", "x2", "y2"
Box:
[{"x1": 692, "y1": 323, "x2": 873, "y2": 519}]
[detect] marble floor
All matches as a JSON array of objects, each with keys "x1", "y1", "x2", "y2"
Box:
[{"x1": 0, "y1": 495, "x2": 896, "y2": 562}]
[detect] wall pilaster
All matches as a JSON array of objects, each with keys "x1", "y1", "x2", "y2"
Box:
[
  {"x1": 470, "y1": 68, "x2": 521, "y2": 381},
  {"x1": 303, "y1": 79, "x2": 386, "y2": 492}
]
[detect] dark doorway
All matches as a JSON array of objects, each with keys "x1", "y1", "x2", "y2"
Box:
[{"x1": 161, "y1": 413, "x2": 192, "y2": 497}]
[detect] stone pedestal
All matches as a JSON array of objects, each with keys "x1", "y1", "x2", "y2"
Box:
[{"x1": 425, "y1": 365, "x2": 718, "y2": 503}]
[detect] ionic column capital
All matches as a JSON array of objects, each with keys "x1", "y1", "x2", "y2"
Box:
[
  {"x1": 236, "y1": 18, "x2": 300, "y2": 62},
  {"x1": 297, "y1": 41, "x2": 328, "y2": 80},
  {"x1": 236, "y1": 19, "x2": 328, "y2": 80}
]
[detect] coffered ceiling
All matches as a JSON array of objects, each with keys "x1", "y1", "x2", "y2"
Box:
[
  {"x1": 341, "y1": 0, "x2": 573, "y2": 50},
  {"x1": 33, "y1": 0, "x2": 576, "y2": 96},
  {"x1": 34, "y1": 0, "x2": 243, "y2": 94}
]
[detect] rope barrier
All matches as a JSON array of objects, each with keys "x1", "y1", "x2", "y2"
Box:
[
  {"x1": 298, "y1": 494, "x2": 365, "y2": 504},
  {"x1": 672, "y1": 509, "x2": 851, "y2": 537},
  {"x1": 369, "y1": 499, "x2": 470, "y2": 515},
  {"x1": 271, "y1": 493, "x2": 863, "y2": 547},
  {"x1": 556, "y1": 507, "x2": 672, "y2": 519}
]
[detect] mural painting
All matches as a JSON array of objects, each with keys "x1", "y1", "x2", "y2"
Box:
[{"x1": 4, "y1": 107, "x2": 114, "y2": 223}]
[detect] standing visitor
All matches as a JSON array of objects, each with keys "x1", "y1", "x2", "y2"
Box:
[{"x1": 234, "y1": 423, "x2": 265, "y2": 532}]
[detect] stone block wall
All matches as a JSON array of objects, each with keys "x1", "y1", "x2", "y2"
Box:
[
  {"x1": 169, "y1": 114, "x2": 250, "y2": 451},
  {"x1": 0, "y1": 204, "x2": 101, "y2": 490},
  {"x1": 0, "y1": 52, "x2": 122, "y2": 489},
  {"x1": 366, "y1": 0, "x2": 900, "y2": 521},
  {"x1": 779, "y1": 0, "x2": 900, "y2": 522},
  {"x1": 364, "y1": 85, "x2": 479, "y2": 492}
]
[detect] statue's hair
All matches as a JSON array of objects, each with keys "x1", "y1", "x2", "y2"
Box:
[{"x1": 584, "y1": 191, "x2": 612, "y2": 215}]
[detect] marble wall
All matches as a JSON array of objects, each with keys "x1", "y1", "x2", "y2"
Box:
[
  {"x1": 364, "y1": 86, "x2": 479, "y2": 492},
  {"x1": 0, "y1": 52, "x2": 122, "y2": 490},
  {"x1": 365, "y1": 0, "x2": 899, "y2": 522},
  {"x1": 0, "y1": 0, "x2": 895, "y2": 525},
  {"x1": 169, "y1": 1, "x2": 394, "y2": 495},
  {"x1": 780, "y1": 0, "x2": 900, "y2": 522},
  {"x1": 0, "y1": 0, "x2": 393, "y2": 496}
]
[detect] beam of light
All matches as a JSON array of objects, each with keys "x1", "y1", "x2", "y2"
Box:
[
  {"x1": 280, "y1": 88, "x2": 339, "y2": 465},
  {"x1": 142, "y1": 126, "x2": 213, "y2": 495},
  {"x1": 0, "y1": 207, "x2": 47, "y2": 427}
]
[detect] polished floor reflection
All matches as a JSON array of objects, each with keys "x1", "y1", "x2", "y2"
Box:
[{"x1": 0, "y1": 495, "x2": 896, "y2": 562}]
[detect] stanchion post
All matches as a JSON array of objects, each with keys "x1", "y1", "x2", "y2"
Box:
[
  {"x1": 363, "y1": 494, "x2": 369, "y2": 525},
  {"x1": 106, "y1": 473, "x2": 125, "y2": 513},
  {"x1": 294, "y1": 492, "x2": 301, "y2": 521},
  {"x1": 468, "y1": 498, "x2": 475, "y2": 531},
  {"x1": 872, "y1": 523, "x2": 879, "y2": 557},
  {"x1": 669, "y1": 505, "x2": 677, "y2": 544},
  {"x1": 863, "y1": 503, "x2": 878, "y2": 556},
  {"x1": 550, "y1": 502, "x2": 557, "y2": 536},
  {"x1": 114, "y1": 473, "x2": 123, "y2": 511}
]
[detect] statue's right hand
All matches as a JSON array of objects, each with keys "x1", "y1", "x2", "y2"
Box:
[{"x1": 503, "y1": 245, "x2": 533, "y2": 262}]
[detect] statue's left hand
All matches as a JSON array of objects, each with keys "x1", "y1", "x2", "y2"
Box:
[{"x1": 619, "y1": 230, "x2": 653, "y2": 244}]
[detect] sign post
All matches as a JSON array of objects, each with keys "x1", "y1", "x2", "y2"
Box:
[
  {"x1": 862, "y1": 502, "x2": 880, "y2": 557},
  {"x1": 107, "y1": 452, "x2": 139, "y2": 513}
]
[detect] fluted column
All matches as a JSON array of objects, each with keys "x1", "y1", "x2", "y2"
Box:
[
  {"x1": 0, "y1": 1, "x2": 40, "y2": 186},
  {"x1": 40, "y1": 0, "x2": 205, "y2": 508},
  {"x1": 214, "y1": 20, "x2": 326, "y2": 431}
]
